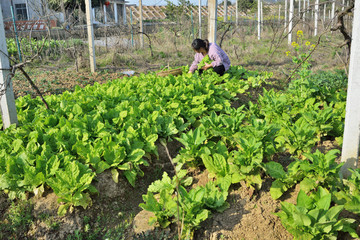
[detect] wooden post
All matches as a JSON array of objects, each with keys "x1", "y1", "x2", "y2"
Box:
[
  {"x1": 0, "y1": 4, "x2": 18, "y2": 129},
  {"x1": 139, "y1": 0, "x2": 144, "y2": 48},
  {"x1": 199, "y1": 0, "x2": 202, "y2": 38},
  {"x1": 288, "y1": 0, "x2": 294, "y2": 44},
  {"x1": 324, "y1": 4, "x2": 326, "y2": 22},
  {"x1": 314, "y1": 0, "x2": 319, "y2": 36},
  {"x1": 208, "y1": 0, "x2": 217, "y2": 44},
  {"x1": 258, "y1": 0, "x2": 261, "y2": 40},
  {"x1": 85, "y1": 0, "x2": 96, "y2": 73},
  {"x1": 341, "y1": 0, "x2": 360, "y2": 178}
]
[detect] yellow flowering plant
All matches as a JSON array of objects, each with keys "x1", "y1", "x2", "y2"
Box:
[{"x1": 286, "y1": 30, "x2": 314, "y2": 78}]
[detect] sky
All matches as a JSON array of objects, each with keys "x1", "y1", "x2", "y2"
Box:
[{"x1": 126, "y1": 0, "x2": 236, "y2": 6}]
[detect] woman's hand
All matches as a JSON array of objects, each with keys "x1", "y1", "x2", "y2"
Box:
[
  {"x1": 188, "y1": 70, "x2": 193, "y2": 74},
  {"x1": 202, "y1": 63, "x2": 212, "y2": 70}
]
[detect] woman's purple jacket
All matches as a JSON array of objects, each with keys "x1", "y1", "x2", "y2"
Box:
[{"x1": 189, "y1": 42, "x2": 231, "y2": 72}]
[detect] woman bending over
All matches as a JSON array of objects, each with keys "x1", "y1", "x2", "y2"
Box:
[{"x1": 188, "y1": 39, "x2": 231, "y2": 76}]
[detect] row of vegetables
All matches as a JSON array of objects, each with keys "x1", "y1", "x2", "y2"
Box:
[
  {"x1": 0, "y1": 64, "x2": 357, "y2": 239},
  {"x1": 6, "y1": 38, "x2": 83, "y2": 60}
]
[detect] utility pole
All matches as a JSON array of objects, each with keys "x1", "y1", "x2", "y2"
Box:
[
  {"x1": 208, "y1": 0, "x2": 217, "y2": 43},
  {"x1": 0, "y1": 4, "x2": 18, "y2": 129},
  {"x1": 85, "y1": 0, "x2": 96, "y2": 72},
  {"x1": 139, "y1": 0, "x2": 144, "y2": 48},
  {"x1": 341, "y1": 0, "x2": 360, "y2": 178}
]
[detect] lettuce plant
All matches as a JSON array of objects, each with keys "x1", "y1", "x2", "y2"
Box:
[
  {"x1": 266, "y1": 150, "x2": 343, "y2": 199},
  {"x1": 46, "y1": 160, "x2": 97, "y2": 216},
  {"x1": 334, "y1": 168, "x2": 360, "y2": 215},
  {"x1": 140, "y1": 164, "x2": 229, "y2": 239},
  {"x1": 275, "y1": 187, "x2": 358, "y2": 240}
]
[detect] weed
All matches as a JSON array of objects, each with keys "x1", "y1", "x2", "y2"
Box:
[
  {"x1": 38, "y1": 213, "x2": 60, "y2": 230},
  {"x1": 65, "y1": 213, "x2": 134, "y2": 240},
  {"x1": 0, "y1": 200, "x2": 33, "y2": 239}
]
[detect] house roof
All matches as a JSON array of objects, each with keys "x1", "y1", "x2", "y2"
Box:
[{"x1": 126, "y1": 5, "x2": 241, "y2": 22}]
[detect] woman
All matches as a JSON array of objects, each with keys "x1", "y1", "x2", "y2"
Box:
[{"x1": 188, "y1": 39, "x2": 231, "y2": 76}]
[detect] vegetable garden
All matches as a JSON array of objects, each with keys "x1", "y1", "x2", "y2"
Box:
[
  {"x1": 1, "y1": 56, "x2": 359, "y2": 239},
  {"x1": 1, "y1": 1, "x2": 359, "y2": 239}
]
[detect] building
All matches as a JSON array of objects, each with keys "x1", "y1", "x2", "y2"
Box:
[
  {"x1": 0, "y1": 0, "x2": 129, "y2": 31},
  {"x1": 0, "y1": 0, "x2": 59, "y2": 30},
  {"x1": 95, "y1": 0, "x2": 127, "y2": 24},
  {"x1": 0, "y1": 0, "x2": 57, "y2": 22}
]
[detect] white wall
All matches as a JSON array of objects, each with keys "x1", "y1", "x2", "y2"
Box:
[{"x1": 0, "y1": 0, "x2": 57, "y2": 21}]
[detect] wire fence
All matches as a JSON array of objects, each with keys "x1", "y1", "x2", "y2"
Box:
[{"x1": 2, "y1": 1, "x2": 354, "y2": 67}]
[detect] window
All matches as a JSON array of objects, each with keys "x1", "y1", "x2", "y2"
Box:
[{"x1": 15, "y1": 4, "x2": 28, "y2": 20}]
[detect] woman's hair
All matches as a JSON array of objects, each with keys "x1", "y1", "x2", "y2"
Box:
[{"x1": 191, "y1": 39, "x2": 210, "y2": 52}]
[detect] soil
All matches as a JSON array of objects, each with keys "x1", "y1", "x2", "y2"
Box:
[
  {"x1": 11, "y1": 66, "x2": 131, "y2": 99},
  {"x1": 194, "y1": 177, "x2": 295, "y2": 240}
]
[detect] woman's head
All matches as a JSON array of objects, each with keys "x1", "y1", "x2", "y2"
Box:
[{"x1": 191, "y1": 39, "x2": 209, "y2": 53}]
